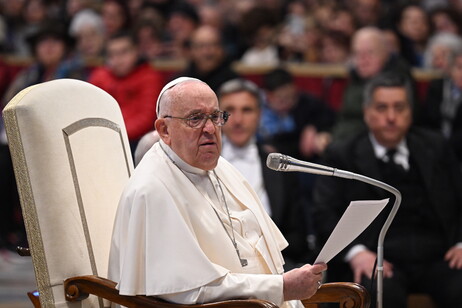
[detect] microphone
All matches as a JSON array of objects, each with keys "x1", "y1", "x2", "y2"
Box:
[
  {"x1": 266, "y1": 152, "x2": 355, "y2": 179},
  {"x1": 267, "y1": 153, "x2": 401, "y2": 308}
]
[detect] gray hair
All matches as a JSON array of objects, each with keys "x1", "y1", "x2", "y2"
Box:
[
  {"x1": 69, "y1": 9, "x2": 104, "y2": 36},
  {"x1": 424, "y1": 32, "x2": 462, "y2": 69},
  {"x1": 363, "y1": 73, "x2": 414, "y2": 109},
  {"x1": 217, "y1": 78, "x2": 262, "y2": 107}
]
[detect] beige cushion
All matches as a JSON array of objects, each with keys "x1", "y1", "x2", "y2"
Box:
[{"x1": 3, "y1": 79, "x2": 134, "y2": 307}]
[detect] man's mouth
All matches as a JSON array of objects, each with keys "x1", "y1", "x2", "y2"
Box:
[{"x1": 200, "y1": 141, "x2": 216, "y2": 146}]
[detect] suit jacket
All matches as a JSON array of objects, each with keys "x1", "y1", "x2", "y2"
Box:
[{"x1": 313, "y1": 128, "x2": 462, "y2": 265}]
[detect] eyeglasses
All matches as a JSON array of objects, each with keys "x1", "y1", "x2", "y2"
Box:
[{"x1": 163, "y1": 111, "x2": 230, "y2": 129}]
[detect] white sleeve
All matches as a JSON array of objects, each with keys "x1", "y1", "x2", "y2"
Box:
[
  {"x1": 158, "y1": 272, "x2": 284, "y2": 306},
  {"x1": 344, "y1": 244, "x2": 368, "y2": 262}
]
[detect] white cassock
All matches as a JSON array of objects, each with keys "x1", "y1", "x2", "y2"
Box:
[{"x1": 108, "y1": 140, "x2": 303, "y2": 308}]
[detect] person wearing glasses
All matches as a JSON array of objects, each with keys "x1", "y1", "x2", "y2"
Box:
[{"x1": 108, "y1": 77, "x2": 327, "y2": 308}]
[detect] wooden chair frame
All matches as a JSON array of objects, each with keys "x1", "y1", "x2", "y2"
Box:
[{"x1": 24, "y1": 274, "x2": 369, "y2": 308}]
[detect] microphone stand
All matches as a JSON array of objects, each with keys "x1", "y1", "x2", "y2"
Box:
[
  {"x1": 332, "y1": 169, "x2": 401, "y2": 308},
  {"x1": 267, "y1": 154, "x2": 401, "y2": 308}
]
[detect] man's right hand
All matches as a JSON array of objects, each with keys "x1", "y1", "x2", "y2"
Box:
[
  {"x1": 349, "y1": 250, "x2": 394, "y2": 283},
  {"x1": 282, "y1": 263, "x2": 327, "y2": 301}
]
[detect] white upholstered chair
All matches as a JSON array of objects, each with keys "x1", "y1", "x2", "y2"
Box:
[{"x1": 3, "y1": 79, "x2": 369, "y2": 308}]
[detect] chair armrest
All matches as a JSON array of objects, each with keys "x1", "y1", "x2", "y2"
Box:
[
  {"x1": 302, "y1": 282, "x2": 370, "y2": 308},
  {"x1": 64, "y1": 275, "x2": 278, "y2": 308}
]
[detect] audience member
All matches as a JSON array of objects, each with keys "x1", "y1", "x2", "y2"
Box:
[
  {"x1": 22, "y1": 0, "x2": 48, "y2": 34},
  {"x1": 429, "y1": 7, "x2": 462, "y2": 36},
  {"x1": 381, "y1": 27, "x2": 402, "y2": 56},
  {"x1": 198, "y1": 2, "x2": 242, "y2": 61},
  {"x1": 109, "y1": 77, "x2": 327, "y2": 307},
  {"x1": 88, "y1": 31, "x2": 162, "y2": 153},
  {"x1": 395, "y1": 4, "x2": 431, "y2": 67},
  {"x1": 422, "y1": 50, "x2": 462, "y2": 164},
  {"x1": 319, "y1": 30, "x2": 350, "y2": 64},
  {"x1": 259, "y1": 67, "x2": 335, "y2": 160},
  {"x1": 133, "y1": 18, "x2": 164, "y2": 61},
  {"x1": 327, "y1": 6, "x2": 357, "y2": 37},
  {"x1": 277, "y1": 1, "x2": 318, "y2": 63},
  {"x1": 69, "y1": 9, "x2": 105, "y2": 59},
  {"x1": 164, "y1": 2, "x2": 200, "y2": 59},
  {"x1": 332, "y1": 27, "x2": 414, "y2": 140},
  {"x1": 178, "y1": 25, "x2": 239, "y2": 93},
  {"x1": 218, "y1": 78, "x2": 313, "y2": 269},
  {"x1": 2, "y1": 19, "x2": 86, "y2": 105},
  {"x1": 1, "y1": 0, "x2": 29, "y2": 55},
  {"x1": 101, "y1": 0, "x2": 131, "y2": 39},
  {"x1": 240, "y1": 7, "x2": 280, "y2": 66},
  {"x1": 127, "y1": 0, "x2": 144, "y2": 19},
  {"x1": 313, "y1": 72, "x2": 462, "y2": 308},
  {"x1": 65, "y1": 0, "x2": 93, "y2": 18},
  {"x1": 348, "y1": 0, "x2": 382, "y2": 28},
  {"x1": 423, "y1": 32, "x2": 462, "y2": 72}
]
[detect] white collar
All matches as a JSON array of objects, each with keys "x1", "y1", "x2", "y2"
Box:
[
  {"x1": 221, "y1": 136, "x2": 258, "y2": 159},
  {"x1": 369, "y1": 133, "x2": 410, "y2": 170},
  {"x1": 159, "y1": 139, "x2": 208, "y2": 176}
]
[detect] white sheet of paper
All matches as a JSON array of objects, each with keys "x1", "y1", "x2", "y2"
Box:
[{"x1": 314, "y1": 198, "x2": 389, "y2": 264}]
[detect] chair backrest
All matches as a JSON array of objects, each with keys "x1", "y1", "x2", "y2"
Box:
[{"x1": 3, "y1": 79, "x2": 134, "y2": 308}]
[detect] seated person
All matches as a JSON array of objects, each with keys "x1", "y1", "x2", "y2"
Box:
[
  {"x1": 218, "y1": 78, "x2": 314, "y2": 269},
  {"x1": 332, "y1": 27, "x2": 415, "y2": 140},
  {"x1": 313, "y1": 73, "x2": 462, "y2": 308},
  {"x1": 177, "y1": 25, "x2": 239, "y2": 93},
  {"x1": 259, "y1": 67, "x2": 335, "y2": 161},
  {"x1": 422, "y1": 50, "x2": 462, "y2": 165},
  {"x1": 109, "y1": 77, "x2": 327, "y2": 307},
  {"x1": 88, "y1": 31, "x2": 162, "y2": 154}
]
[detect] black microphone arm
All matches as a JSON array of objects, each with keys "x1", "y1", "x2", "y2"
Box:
[{"x1": 267, "y1": 153, "x2": 401, "y2": 308}]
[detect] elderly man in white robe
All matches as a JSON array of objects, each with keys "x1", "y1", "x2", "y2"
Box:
[{"x1": 108, "y1": 77, "x2": 327, "y2": 308}]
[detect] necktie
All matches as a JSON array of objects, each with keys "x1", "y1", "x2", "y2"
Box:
[{"x1": 385, "y1": 148, "x2": 406, "y2": 175}]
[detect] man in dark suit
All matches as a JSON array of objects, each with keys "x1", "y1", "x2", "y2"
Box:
[
  {"x1": 313, "y1": 73, "x2": 462, "y2": 308},
  {"x1": 218, "y1": 78, "x2": 312, "y2": 269}
]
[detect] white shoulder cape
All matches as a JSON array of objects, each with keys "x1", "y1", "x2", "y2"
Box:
[{"x1": 108, "y1": 142, "x2": 288, "y2": 296}]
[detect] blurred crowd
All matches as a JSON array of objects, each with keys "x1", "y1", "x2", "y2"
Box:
[
  {"x1": 2, "y1": 1, "x2": 462, "y2": 303},
  {"x1": 2, "y1": 0, "x2": 462, "y2": 67}
]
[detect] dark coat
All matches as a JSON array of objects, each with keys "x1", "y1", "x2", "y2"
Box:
[{"x1": 313, "y1": 127, "x2": 462, "y2": 268}]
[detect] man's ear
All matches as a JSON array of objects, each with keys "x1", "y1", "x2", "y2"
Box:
[{"x1": 155, "y1": 118, "x2": 171, "y2": 145}]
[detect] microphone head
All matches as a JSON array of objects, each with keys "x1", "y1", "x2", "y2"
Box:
[{"x1": 266, "y1": 153, "x2": 288, "y2": 171}]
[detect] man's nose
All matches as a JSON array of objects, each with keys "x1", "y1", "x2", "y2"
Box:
[
  {"x1": 203, "y1": 117, "x2": 216, "y2": 133},
  {"x1": 231, "y1": 111, "x2": 242, "y2": 124},
  {"x1": 386, "y1": 108, "x2": 396, "y2": 121}
]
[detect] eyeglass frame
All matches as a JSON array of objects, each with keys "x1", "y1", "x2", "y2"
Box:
[{"x1": 162, "y1": 110, "x2": 230, "y2": 128}]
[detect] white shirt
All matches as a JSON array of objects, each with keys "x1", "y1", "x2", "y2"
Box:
[
  {"x1": 221, "y1": 137, "x2": 272, "y2": 216},
  {"x1": 369, "y1": 134, "x2": 409, "y2": 171}
]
